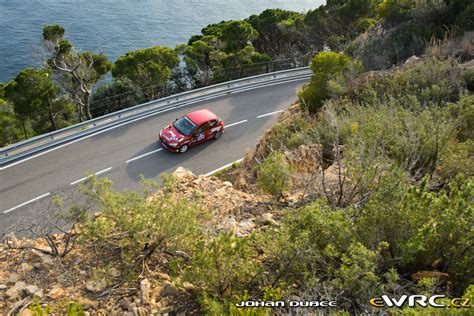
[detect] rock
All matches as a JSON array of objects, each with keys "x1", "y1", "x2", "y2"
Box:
[
  {"x1": 31, "y1": 249, "x2": 55, "y2": 266},
  {"x1": 220, "y1": 216, "x2": 238, "y2": 233},
  {"x1": 405, "y1": 55, "x2": 420, "y2": 65},
  {"x1": 412, "y1": 271, "x2": 450, "y2": 284},
  {"x1": 214, "y1": 187, "x2": 228, "y2": 198},
  {"x1": 19, "y1": 309, "x2": 33, "y2": 316},
  {"x1": 157, "y1": 272, "x2": 171, "y2": 282},
  {"x1": 86, "y1": 279, "x2": 107, "y2": 293},
  {"x1": 6, "y1": 281, "x2": 27, "y2": 299},
  {"x1": 25, "y1": 284, "x2": 40, "y2": 296},
  {"x1": 238, "y1": 219, "x2": 255, "y2": 236},
  {"x1": 20, "y1": 262, "x2": 33, "y2": 273},
  {"x1": 32, "y1": 263, "x2": 42, "y2": 269},
  {"x1": 121, "y1": 297, "x2": 134, "y2": 311},
  {"x1": 235, "y1": 174, "x2": 249, "y2": 190},
  {"x1": 110, "y1": 267, "x2": 121, "y2": 278},
  {"x1": 223, "y1": 181, "x2": 233, "y2": 187},
  {"x1": 0, "y1": 284, "x2": 7, "y2": 290},
  {"x1": 192, "y1": 177, "x2": 203, "y2": 185},
  {"x1": 181, "y1": 282, "x2": 195, "y2": 291},
  {"x1": 260, "y1": 213, "x2": 276, "y2": 225},
  {"x1": 47, "y1": 287, "x2": 65, "y2": 299},
  {"x1": 172, "y1": 167, "x2": 195, "y2": 180},
  {"x1": 160, "y1": 282, "x2": 179, "y2": 297},
  {"x1": 134, "y1": 306, "x2": 149, "y2": 316},
  {"x1": 6, "y1": 273, "x2": 19, "y2": 284},
  {"x1": 140, "y1": 279, "x2": 151, "y2": 305},
  {"x1": 283, "y1": 193, "x2": 302, "y2": 206},
  {"x1": 74, "y1": 296, "x2": 98, "y2": 309},
  {"x1": 285, "y1": 144, "x2": 321, "y2": 174}
]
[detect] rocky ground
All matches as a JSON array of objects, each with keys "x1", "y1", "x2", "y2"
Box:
[{"x1": 0, "y1": 168, "x2": 276, "y2": 315}]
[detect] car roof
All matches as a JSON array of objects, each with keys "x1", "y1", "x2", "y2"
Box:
[{"x1": 186, "y1": 109, "x2": 218, "y2": 126}]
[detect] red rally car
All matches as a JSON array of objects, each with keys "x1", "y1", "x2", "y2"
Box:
[{"x1": 159, "y1": 109, "x2": 225, "y2": 153}]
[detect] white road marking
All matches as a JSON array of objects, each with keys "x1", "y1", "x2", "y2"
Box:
[
  {"x1": 225, "y1": 120, "x2": 248, "y2": 128},
  {"x1": 0, "y1": 77, "x2": 308, "y2": 171},
  {"x1": 70, "y1": 167, "x2": 113, "y2": 185},
  {"x1": 204, "y1": 158, "x2": 244, "y2": 176},
  {"x1": 3, "y1": 192, "x2": 51, "y2": 214},
  {"x1": 126, "y1": 148, "x2": 164, "y2": 164},
  {"x1": 257, "y1": 110, "x2": 284, "y2": 118}
]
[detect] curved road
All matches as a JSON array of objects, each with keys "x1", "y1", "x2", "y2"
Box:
[{"x1": 0, "y1": 79, "x2": 306, "y2": 234}]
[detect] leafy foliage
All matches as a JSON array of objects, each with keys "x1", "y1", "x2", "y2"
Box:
[
  {"x1": 78, "y1": 175, "x2": 202, "y2": 276},
  {"x1": 180, "y1": 233, "x2": 261, "y2": 314},
  {"x1": 42, "y1": 24, "x2": 112, "y2": 121},
  {"x1": 112, "y1": 46, "x2": 179, "y2": 101},
  {"x1": 4, "y1": 68, "x2": 74, "y2": 135},
  {"x1": 298, "y1": 52, "x2": 362, "y2": 113},
  {"x1": 257, "y1": 150, "x2": 292, "y2": 198},
  {"x1": 90, "y1": 79, "x2": 143, "y2": 117}
]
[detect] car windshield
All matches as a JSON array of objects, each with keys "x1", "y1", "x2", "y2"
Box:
[{"x1": 173, "y1": 116, "x2": 196, "y2": 136}]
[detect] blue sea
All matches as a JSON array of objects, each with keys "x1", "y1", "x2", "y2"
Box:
[{"x1": 0, "y1": 0, "x2": 324, "y2": 82}]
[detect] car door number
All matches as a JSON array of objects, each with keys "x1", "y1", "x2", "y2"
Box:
[{"x1": 196, "y1": 133, "x2": 205, "y2": 141}]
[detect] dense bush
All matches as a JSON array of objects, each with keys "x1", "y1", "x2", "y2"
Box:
[
  {"x1": 249, "y1": 57, "x2": 473, "y2": 313},
  {"x1": 298, "y1": 52, "x2": 362, "y2": 113},
  {"x1": 257, "y1": 150, "x2": 292, "y2": 198},
  {"x1": 90, "y1": 80, "x2": 143, "y2": 117},
  {"x1": 78, "y1": 175, "x2": 202, "y2": 277},
  {"x1": 180, "y1": 233, "x2": 261, "y2": 314}
]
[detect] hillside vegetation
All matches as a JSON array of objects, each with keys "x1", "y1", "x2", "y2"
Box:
[{"x1": 0, "y1": 0, "x2": 473, "y2": 315}]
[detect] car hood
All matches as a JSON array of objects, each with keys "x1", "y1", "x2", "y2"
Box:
[{"x1": 161, "y1": 125, "x2": 184, "y2": 143}]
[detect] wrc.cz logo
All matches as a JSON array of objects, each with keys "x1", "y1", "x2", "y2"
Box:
[{"x1": 370, "y1": 295, "x2": 471, "y2": 309}]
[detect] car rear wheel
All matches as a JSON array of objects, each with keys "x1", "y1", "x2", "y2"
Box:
[
  {"x1": 214, "y1": 131, "x2": 222, "y2": 140},
  {"x1": 179, "y1": 144, "x2": 189, "y2": 153}
]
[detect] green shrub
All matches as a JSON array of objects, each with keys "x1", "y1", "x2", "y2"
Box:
[
  {"x1": 400, "y1": 177, "x2": 474, "y2": 290},
  {"x1": 438, "y1": 140, "x2": 474, "y2": 182},
  {"x1": 376, "y1": 0, "x2": 414, "y2": 24},
  {"x1": 30, "y1": 298, "x2": 84, "y2": 316},
  {"x1": 462, "y1": 68, "x2": 474, "y2": 92},
  {"x1": 257, "y1": 151, "x2": 292, "y2": 198},
  {"x1": 180, "y1": 233, "x2": 261, "y2": 314},
  {"x1": 298, "y1": 51, "x2": 361, "y2": 113},
  {"x1": 351, "y1": 59, "x2": 463, "y2": 107},
  {"x1": 79, "y1": 175, "x2": 202, "y2": 276},
  {"x1": 267, "y1": 115, "x2": 311, "y2": 150},
  {"x1": 454, "y1": 3, "x2": 474, "y2": 32}
]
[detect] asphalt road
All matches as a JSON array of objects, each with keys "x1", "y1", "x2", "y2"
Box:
[{"x1": 0, "y1": 79, "x2": 306, "y2": 235}]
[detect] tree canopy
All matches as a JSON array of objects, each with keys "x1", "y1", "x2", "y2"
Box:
[
  {"x1": 112, "y1": 46, "x2": 179, "y2": 101},
  {"x1": 42, "y1": 24, "x2": 112, "y2": 121},
  {"x1": 4, "y1": 68, "x2": 73, "y2": 134}
]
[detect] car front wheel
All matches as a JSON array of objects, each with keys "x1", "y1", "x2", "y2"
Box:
[
  {"x1": 214, "y1": 131, "x2": 222, "y2": 140},
  {"x1": 179, "y1": 144, "x2": 189, "y2": 153}
]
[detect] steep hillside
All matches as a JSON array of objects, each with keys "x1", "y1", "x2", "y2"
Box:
[{"x1": 1, "y1": 53, "x2": 473, "y2": 315}]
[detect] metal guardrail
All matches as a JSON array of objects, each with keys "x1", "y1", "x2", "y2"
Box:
[{"x1": 0, "y1": 67, "x2": 311, "y2": 166}]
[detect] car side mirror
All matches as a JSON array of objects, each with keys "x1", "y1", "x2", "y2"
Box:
[{"x1": 174, "y1": 118, "x2": 178, "y2": 122}]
